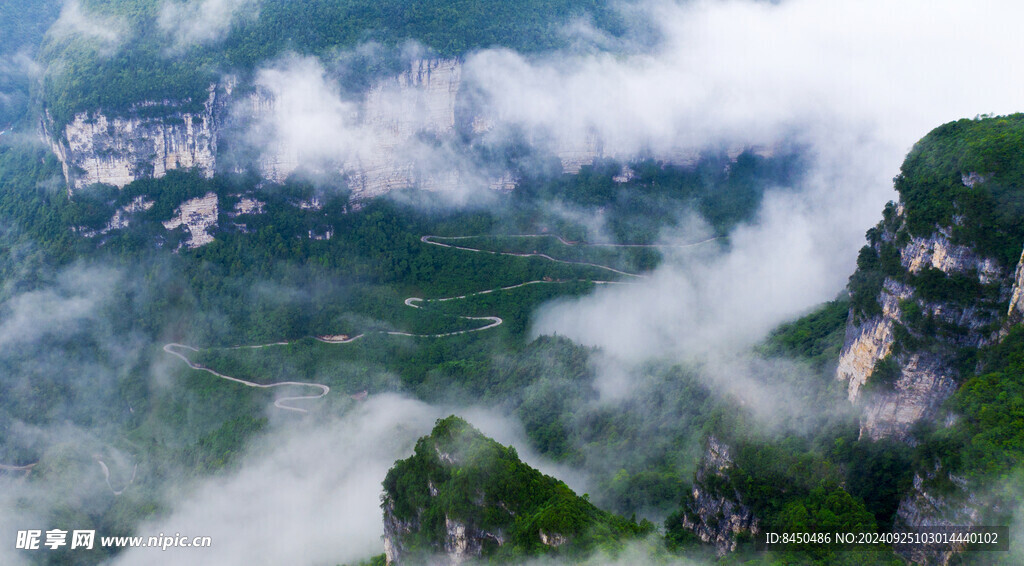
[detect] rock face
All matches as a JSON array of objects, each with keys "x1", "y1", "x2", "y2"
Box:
[
  {"x1": 900, "y1": 231, "x2": 1001, "y2": 285},
  {"x1": 75, "y1": 195, "x2": 155, "y2": 238},
  {"x1": 835, "y1": 200, "x2": 1011, "y2": 440},
  {"x1": 45, "y1": 57, "x2": 769, "y2": 199},
  {"x1": 677, "y1": 436, "x2": 759, "y2": 555},
  {"x1": 249, "y1": 58, "x2": 469, "y2": 197},
  {"x1": 892, "y1": 473, "x2": 984, "y2": 566},
  {"x1": 1008, "y1": 248, "x2": 1024, "y2": 325},
  {"x1": 46, "y1": 86, "x2": 221, "y2": 193},
  {"x1": 836, "y1": 286, "x2": 899, "y2": 401},
  {"x1": 161, "y1": 192, "x2": 219, "y2": 249}
]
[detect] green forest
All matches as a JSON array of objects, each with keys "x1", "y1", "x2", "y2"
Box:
[
  {"x1": 39, "y1": 0, "x2": 626, "y2": 129},
  {"x1": 4, "y1": 113, "x2": 1024, "y2": 563},
  {"x1": 3, "y1": 0, "x2": 1024, "y2": 563}
]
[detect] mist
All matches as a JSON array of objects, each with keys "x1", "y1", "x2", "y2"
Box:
[
  {"x1": 50, "y1": 0, "x2": 125, "y2": 48},
  {"x1": 514, "y1": 0, "x2": 1024, "y2": 398},
  {"x1": 158, "y1": 0, "x2": 257, "y2": 50},
  {"x1": 110, "y1": 395, "x2": 587, "y2": 566}
]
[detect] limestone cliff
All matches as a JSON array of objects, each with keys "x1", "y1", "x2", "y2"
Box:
[
  {"x1": 1008, "y1": 248, "x2": 1024, "y2": 325},
  {"x1": 74, "y1": 196, "x2": 154, "y2": 238},
  {"x1": 676, "y1": 436, "x2": 759, "y2": 555},
  {"x1": 836, "y1": 199, "x2": 1011, "y2": 441},
  {"x1": 44, "y1": 56, "x2": 770, "y2": 200},
  {"x1": 45, "y1": 85, "x2": 222, "y2": 194},
  {"x1": 244, "y1": 58, "x2": 485, "y2": 198},
  {"x1": 891, "y1": 473, "x2": 986, "y2": 566},
  {"x1": 161, "y1": 192, "x2": 219, "y2": 249},
  {"x1": 830, "y1": 115, "x2": 1024, "y2": 565}
]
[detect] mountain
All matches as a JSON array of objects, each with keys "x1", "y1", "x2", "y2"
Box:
[
  {"x1": 669, "y1": 114, "x2": 1024, "y2": 564},
  {"x1": 381, "y1": 416, "x2": 653, "y2": 565},
  {"x1": 837, "y1": 115, "x2": 1024, "y2": 441},
  {"x1": 3, "y1": 3, "x2": 1024, "y2": 565}
]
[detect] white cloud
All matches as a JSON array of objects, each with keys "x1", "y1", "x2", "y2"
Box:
[
  {"x1": 514, "y1": 0, "x2": 1024, "y2": 369},
  {"x1": 50, "y1": 0, "x2": 126, "y2": 48},
  {"x1": 158, "y1": 0, "x2": 257, "y2": 49},
  {"x1": 242, "y1": 54, "x2": 505, "y2": 202},
  {"x1": 0, "y1": 265, "x2": 121, "y2": 351},
  {"x1": 111, "y1": 395, "x2": 582, "y2": 566}
]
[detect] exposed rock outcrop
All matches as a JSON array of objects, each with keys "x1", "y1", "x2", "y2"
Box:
[
  {"x1": 678, "y1": 436, "x2": 759, "y2": 555},
  {"x1": 859, "y1": 351, "x2": 959, "y2": 440},
  {"x1": 46, "y1": 57, "x2": 776, "y2": 200},
  {"x1": 46, "y1": 85, "x2": 221, "y2": 194},
  {"x1": 892, "y1": 473, "x2": 985, "y2": 566},
  {"x1": 1008, "y1": 248, "x2": 1024, "y2": 325},
  {"x1": 244, "y1": 58, "x2": 479, "y2": 198},
  {"x1": 900, "y1": 228, "x2": 1001, "y2": 284},
  {"x1": 75, "y1": 195, "x2": 155, "y2": 238},
  {"x1": 162, "y1": 192, "x2": 218, "y2": 249},
  {"x1": 836, "y1": 285, "x2": 900, "y2": 401},
  {"x1": 835, "y1": 199, "x2": 1009, "y2": 440},
  {"x1": 230, "y1": 197, "x2": 264, "y2": 216}
]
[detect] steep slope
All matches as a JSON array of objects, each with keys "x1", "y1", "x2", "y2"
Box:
[
  {"x1": 672, "y1": 435, "x2": 759, "y2": 555},
  {"x1": 381, "y1": 416, "x2": 652, "y2": 565},
  {"x1": 42, "y1": 57, "x2": 582, "y2": 197},
  {"x1": 832, "y1": 115, "x2": 1024, "y2": 564},
  {"x1": 44, "y1": 85, "x2": 223, "y2": 193},
  {"x1": 837, "y1": 115, "x2": 1024, "y2": 440}
]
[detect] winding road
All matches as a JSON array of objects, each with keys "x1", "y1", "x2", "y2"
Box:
[
  {"x1": 163, "y1": 343, "x2": 331, "y2": 413},
  {"x1": 162, "y1": 233, "x2": 714, "y2": 411},
  {"x1": 95, "y1": 458, "x2": 137, "y2": 496},
  {"x1": 0, "y1": 462, "x2": 36, "y2": 475},
  {"x1": 420, "y1": 235, "x2": 645, "y2": 278}
]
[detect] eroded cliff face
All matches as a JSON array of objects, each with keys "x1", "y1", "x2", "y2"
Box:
[
  {"x1": 1008, "y1": 248, "x2": 1024, "y2": 325},
  {"x1": 836, "y1": 287, "x2": 898, "y2": 401},
  {"x1": 250, "y1": 58, "x2": 468, "y2": 197},
  {"x1": 161, "y1": 192, "x2": 219, "y2": 249},
  {"x1": 74, "y1": 196, "x2": 155, "y2": 238},
  {"x1": 677, "y1": 436, "x2": 759, "y2": 555},
  {"x1": 45, "y1": 56, "x2": 770, "y2": 201},
  {"x1": 382, "y1": 442, "x2": 510, "y2": 566},
  {"x1": 892, "y1": 473, "x2": 986, "y2": 566},
  {"x1": 835, "y1": 197, "x2": 1012, "y2": 441},
  {"x1": 46, "y1": 86, "x2": 221, "y2": 193}
]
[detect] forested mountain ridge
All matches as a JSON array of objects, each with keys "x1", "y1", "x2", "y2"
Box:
[
  {"x1": 39, "y1": 0, "x2": 626, "y2": 131},
  {"x1": 666, "y1": 114, "x2": 1024, "y2": 564},
  {"x1": 3, "y1": 2, "x2": 1024, "y2": 565},
  {"x1": 381, "y1": 416, "x2": 654, "y2": 565},
  {"x1": 839, "y1": 114, "x2": 1024, "y2": 441},
  {"x1": 31, "y1": 0, "x2": 638, "y2": 196}
]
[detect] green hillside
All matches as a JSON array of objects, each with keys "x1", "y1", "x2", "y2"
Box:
[{"x1": 382, "y1": 416, "x2": 654, "y2": 562}]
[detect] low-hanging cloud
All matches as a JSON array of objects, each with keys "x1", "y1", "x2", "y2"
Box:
[
  {"x1": 158, "y1": 0, "x2": 257, "y2": 50},
  {"x1": 516, "y1": 0, "x2": 1024, "y2": 368},
  {"x1": 0, "y1": 265, "x2": 121, "y2": 351},
  {"x1": 232, "y1": 0, "x2": 1024, "y2": 410},
  {"x1": 239, "y1": 52, "x2": 513, "y2": 202},
  {"x1": 50, "y1": 0, "x2": 126, "y2": 49},
  {"x1": 111, "y1": 395, "x2": 585, "y2": 566}
]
